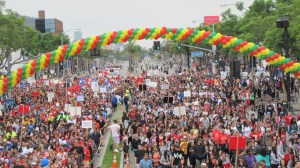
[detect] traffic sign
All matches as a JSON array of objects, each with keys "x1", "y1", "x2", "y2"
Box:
[{"x1": 191, "y1": 51, "x2": 204, "y2": 58}]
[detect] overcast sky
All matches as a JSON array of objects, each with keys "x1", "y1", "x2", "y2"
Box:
[{"x1": 6, "y1": 0, "x2": 254, "y2": 48}]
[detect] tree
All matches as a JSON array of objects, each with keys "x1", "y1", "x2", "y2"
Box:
[
  {"x1": 0, "y1": 10, "x2": 38, "y2": 73},
  {"x1": 121, "y1": 42, "x2": 141, "y2": 71}
]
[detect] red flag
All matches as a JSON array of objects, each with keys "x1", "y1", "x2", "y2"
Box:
[
  {"x1": 18, "y1": 104, "x2": 30, "y2": 114},
  {"x1": 32, "y1": 91, "x2": 39, "y2": 97}
]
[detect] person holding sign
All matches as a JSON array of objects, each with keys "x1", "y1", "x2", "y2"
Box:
[{"x1": 108, "y1": 119, "x2": 121, "y2": 152}]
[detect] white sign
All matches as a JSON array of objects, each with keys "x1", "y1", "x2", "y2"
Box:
[
  {"x1": 149, "y1": 82, "x2": 157, "y2": 87},
  {"x1": 69, "y1": 106, "x2": 82, "y2": 116},
  {"x1": 42, "y1": 75, "x2": 48, "y2": 80},
  {"x1": 45, "y1": 80, "x2": 49, "y2": 86},
  {"x1": 174, "y1": 106, "x2": 187, "y2": 116},
  {"x1": 27, "y1": 77, "x2": 36, "y2": 85},
  {"x1": 47, "y1": 92, "x2": 55, "y2": 102},
  {"x1": 64, "y1": 104, "x2": 72, "y2": 112},
  {"x1": 77, "y1": 95, "x2": 84, "y2": 102},
  {"x1": 100, "y1": 87, "x2": 107, "y2": 93},
  {"x1": 161, "y1": 84, "x2": 169, "y2": 90},
  {"x1": 220, "y1": 71, "x2": 227, "y2": 80},
  {"x1": 91, "y1": 81, "x2": 99, "y2": 92},
  {"x1": 145, "y1": 79, "x2": 151, "y2": 85},
  {"x1": 154, "y1": 70, "x2": 159, "y2": 75},
  {"x1": 184, "y1": 91, "x2": 191, "y2": 97},
  {"x1": 82, "y1": 120, "x2": 93, "y2": 128}
]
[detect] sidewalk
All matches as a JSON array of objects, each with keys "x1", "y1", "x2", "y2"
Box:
[{"x1": 94, "y1": 105, "x2": 124, "y2": 168}]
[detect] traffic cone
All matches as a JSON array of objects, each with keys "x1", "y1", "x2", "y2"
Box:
[
  {"x1": 126, "y1": 154, "x2": 130, "y2": 168},
  {"x1": 111, "y1": 153, "x2": 118, "y2": 168}
]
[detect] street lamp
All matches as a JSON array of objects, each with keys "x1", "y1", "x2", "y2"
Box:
[
  {"x1": 60, "y1": 28, "x2": 81, "y2": 76},
  {"x1": 220, "y1": 2, "x2": 249, "y2": 11},
  {"x1": 276, "y1": 17, "x2": 291, "y2": 103}
]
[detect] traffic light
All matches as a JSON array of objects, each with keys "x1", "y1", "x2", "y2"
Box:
[
  {"x1": 59, "y1": 62, "x2": 64, "y2": 71},
  {"x1": 153, "y1": 41, "x2": 160, "y2": 50},
  {"x1": 214, "y1": 54, "x2": 219, "y2": 63},
  {"x1": 178, "y1": 43, "x2": 181, "y2": 50},
  {"x1": 90, "y1": 48, "x2": 100, "y2": 56}
]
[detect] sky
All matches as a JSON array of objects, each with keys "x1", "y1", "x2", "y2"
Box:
[{"x1": 5, "y1": 0, "x2": 254, "y2": 48}]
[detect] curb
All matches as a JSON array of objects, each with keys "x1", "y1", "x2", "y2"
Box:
[
  {"x1": 120, "y1": 151, "x2": 124, "y2": 168},
  {"x1": 94, "y1": 132, "x2": 111, "y2": 168}
]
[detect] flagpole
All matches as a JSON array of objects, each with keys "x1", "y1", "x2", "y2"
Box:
[{"x1": 234, "y1": 133, "x2": 240, "y2": 168}]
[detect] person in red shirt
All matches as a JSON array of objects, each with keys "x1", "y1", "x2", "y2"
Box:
[{"x1": 83, "y1": 142, "x2": 91, "y2": 167}]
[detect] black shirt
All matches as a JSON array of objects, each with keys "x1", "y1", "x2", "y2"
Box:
[
  {"x1": 135, "y1": 149, "x2": 146, "y2": 163},
  {"x1": 173, "y1": 149, "x2": 184, "y2": 166}
]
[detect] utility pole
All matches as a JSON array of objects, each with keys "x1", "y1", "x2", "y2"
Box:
[{"x1": 186, "y1": 46, "x2": 190, "y2": 70}]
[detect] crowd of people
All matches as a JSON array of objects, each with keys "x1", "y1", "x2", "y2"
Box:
[
  {"x1": 114, "y1": 62, "x2": 300, "y2": 168},
  {"x1": 0, "y1": 58, "x2": 300, "y2": 168},
  {"x1": 0, "y1": 75, "x2": 113, "y2": 168}
]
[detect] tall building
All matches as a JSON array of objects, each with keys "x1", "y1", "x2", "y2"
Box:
[{"x1": 73, "y1": 31, "x2": 83, "y2": 42}]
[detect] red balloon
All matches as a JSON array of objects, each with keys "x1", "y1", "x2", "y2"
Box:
[
  {"x1": 17, "y1": 78, "x2": 21, "y2": 83},
  {"x1": 3, "y1": 82, "x2": 7, "y2": 88},
  {"x1": 274, "y1": 53, "x2": 280, "y2": 59},
  {"x1": 31, "y1": 61, "x2": 36, "y2": 67},
  {"x1": 145, "y1": 28, "x2": 150, "y2": 32},
  {"x1": 171, "y1": 28, "x2": 177, "y2": 34},
  {"x1": 128, "y1": 29, "x2": 133, "y2": 35},
  {"x1": 96, "y1": 35, "x2": 100, "y2": 41},
  {"x1": 59, "y1": 55, "x2": 64, "y2": 61},
  {"x1": 3, "y1": 77, "x2": 8, "y2": 83},
  {"x1": 30, "y1": 69, "x2": 35, "y2": 74},
  {"x1": 282, "y1": 64, "x2": 287, "y2": 69},
  {"x1": 46, "y1": 52, "x2": 51, "y2": 58}
]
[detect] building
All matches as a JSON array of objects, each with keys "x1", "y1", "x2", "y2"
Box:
[
  {"x1": 73, "y1": 31, "x2": 83, "y2": 42},
  {"x1": 34, "y1": 10, "x2": 63, "y2": 34},
  {"x1": 4, "y1": 11, "x2": 64, "y2": 74}
]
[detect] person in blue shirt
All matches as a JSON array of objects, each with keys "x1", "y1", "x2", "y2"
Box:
[
  {"x1": 139, "y1": 153, "x2": 153, "y2": 168},
  {"x1": 27, "y1": 120, "x2": 35, "y2": 133}
]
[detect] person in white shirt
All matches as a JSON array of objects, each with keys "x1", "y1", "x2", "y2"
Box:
[{"x1": 108, "y1": 120, "x2": 121, "y2": 152}]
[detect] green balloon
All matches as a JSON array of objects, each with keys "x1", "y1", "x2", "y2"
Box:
[
  {"x1": 167, "y1": 28, "x2": 172, "y2": 32},
  {"x1": 150, "y1": 28, "x2": 156, "y2": 33},
  {"x1": 261, "y1": 55, "x2": 266, "y2": 59},
  {"x1": 51, "y1": 51, "x2": 56, "y2": 56}
]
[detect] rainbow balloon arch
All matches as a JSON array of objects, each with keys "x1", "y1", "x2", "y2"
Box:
[{"x1": 0, "y1": 27, "x2": 299, "y2": 95}]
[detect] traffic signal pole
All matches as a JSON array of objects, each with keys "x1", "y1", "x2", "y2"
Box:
[{"x1": 186, "y1": 47, "x2": 190, "y2": 70}]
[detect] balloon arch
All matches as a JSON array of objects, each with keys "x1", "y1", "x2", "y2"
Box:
[{"x1": 0, "y1": 27, "x2": 298, "y2": 95}]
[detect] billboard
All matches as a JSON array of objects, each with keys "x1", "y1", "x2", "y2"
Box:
[{"x1": 204, "y1": 16, "x2": 220, "y2": 25}]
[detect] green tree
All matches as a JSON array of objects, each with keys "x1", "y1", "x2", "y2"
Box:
[{"x1": 122, "y1": 42, "x2": 141, "y2": 71}]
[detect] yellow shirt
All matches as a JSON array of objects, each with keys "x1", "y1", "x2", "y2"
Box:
[{"x1": 180, "y1": 141, "x2": 188, "y2": 155}]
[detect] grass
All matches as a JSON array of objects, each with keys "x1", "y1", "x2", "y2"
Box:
[{"x1": 101, "y1": 105, "x2": 124, "y2": 168}]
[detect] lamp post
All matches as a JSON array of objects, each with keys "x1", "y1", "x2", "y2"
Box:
[
  {"x1": 60, "y1": 28, "x2": 81, "y2": 76},
  {"x1": 220, "y1": 2, "x2": 249, "y2": 11},
  {"x1": 192, "y1": 20, "x2": 217, "y2": 73},
  {"x1": 276, "y1": 17, "x2": 291, "y2": 103}
]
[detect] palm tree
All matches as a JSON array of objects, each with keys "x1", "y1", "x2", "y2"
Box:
[{"x1": 122, "y1": 42, "x2": 141, "y2": 71}]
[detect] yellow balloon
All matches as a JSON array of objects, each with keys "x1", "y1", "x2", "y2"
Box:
[
  {"x1": 41, "y1": 54, "x2": 46, "y2": 60},
  {"x1": 1, "y1": 76, "x2": 3, "y2": 79}
]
